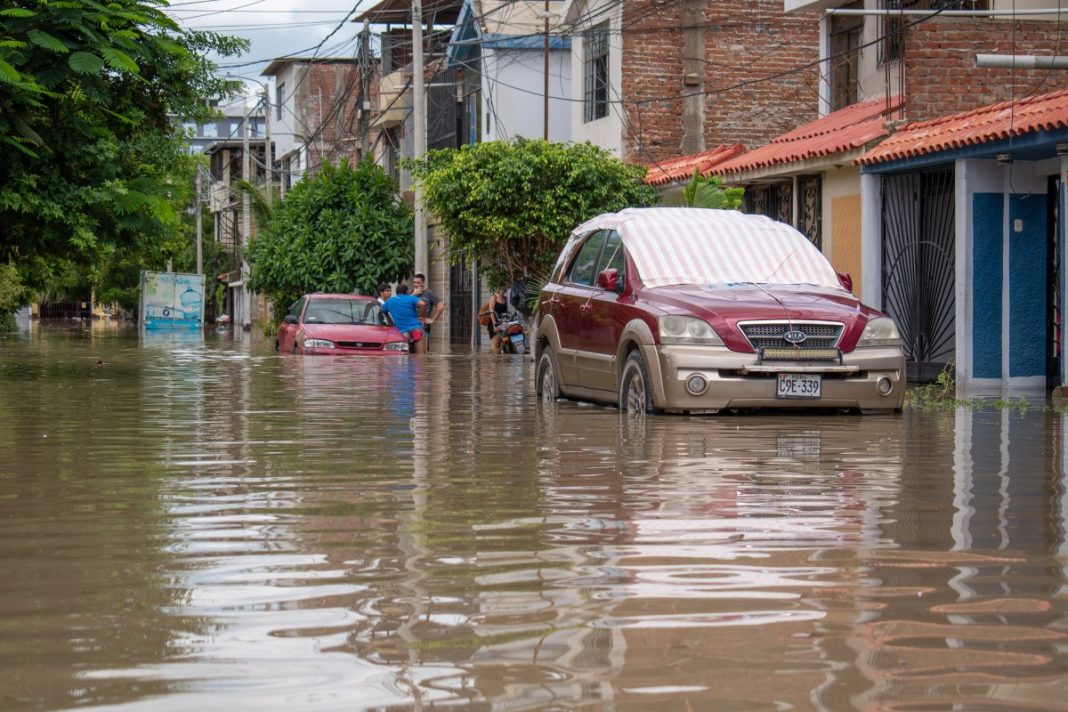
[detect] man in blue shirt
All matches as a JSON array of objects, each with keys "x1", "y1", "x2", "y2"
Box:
[{"x1": 381, "y1": 284, "x2": 427, "y2": 354}]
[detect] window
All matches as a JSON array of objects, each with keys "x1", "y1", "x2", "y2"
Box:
[
  {"x1": 199, "y1": 122, "x2": 218, "y2": 138},
  {"x1": 828, "y1": 2, "x2": 862, "y2": 110},
  {"x1": 287, "y1": 297, "x2": 305, "y2": 320},
  {"x1": 598, "y1": 231, "x2": 624, "y2": 276},
  {"x1": 276, "y1": 82, "x2": 285, "y2": 120},
  {"x1": 567, "y1": 231, "x2": 608, "y2": 286},
  {"x1": 583, "y1": 23, "x2": 609, "y2": 123},
  {"x1": 250, "y1": 117, "x2": 264, "y2": 138}
]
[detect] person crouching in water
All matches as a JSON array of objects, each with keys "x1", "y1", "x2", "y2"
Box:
[{"x1": 381, "y1": 284, "x2": 427, "y2": 354}]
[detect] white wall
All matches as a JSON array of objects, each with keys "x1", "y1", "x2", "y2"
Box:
[
  {"x1": 482, "y1": 48, "x2": 571, "y2": 142},
  {"x1": 568, "y1": 0, "x2": 624, "y2": 156},
  {"x1": 268, "y1": 64, "x2": 299, "y2": 159}
]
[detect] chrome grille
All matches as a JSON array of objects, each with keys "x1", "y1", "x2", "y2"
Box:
[{"x1": 740, "y1": 322, "x2": 843, "y2": 353}]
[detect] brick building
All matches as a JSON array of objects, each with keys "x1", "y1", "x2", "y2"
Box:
[
  {"x1": 704, "y1": 1, "x2": 1068, "y2": 393},
  {"x1": 261, "y1": 56, "x2": 377, "y2": 192},
  {"x1": 567, "y1": 0, "x2": 821, "y2": 165}
]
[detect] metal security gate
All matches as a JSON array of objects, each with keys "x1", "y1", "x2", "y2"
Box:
[
  {"x1": 881, "y1": 168, "x2": 955, "y2": 382},
  {"x1": 797, "y1": 174, "x2": 822, "y2": 249},
  {"x1": 449, "y1": 257, "x2": 476, "y2": 346}
]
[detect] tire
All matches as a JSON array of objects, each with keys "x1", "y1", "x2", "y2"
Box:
[
  {"x1": 619, "y1": 350, "x2": 656, "y2": 415},
  {"x1": 535, "y1": 344, "x2": 561, "y2": 401}
]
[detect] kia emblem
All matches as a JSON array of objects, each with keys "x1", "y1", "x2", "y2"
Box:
[{"x1": 783, "y1": 329, "x2": 807, "y2": 345}]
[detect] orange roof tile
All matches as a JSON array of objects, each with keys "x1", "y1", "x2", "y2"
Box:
[
  {"x1": 644, "y1": 144, "x2": 746, "y2": 186},
  {"x1": 714, "y1": 96, "x2": 903, "y2": 175},
  {"x1": 858, "y1": 89, "x2": 1068, "y2": 165}
]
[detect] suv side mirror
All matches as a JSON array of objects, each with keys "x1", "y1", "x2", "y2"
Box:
[
  {"x1": 597, "y1": 268, "x2": 622, "y2": 293},
  {"x1": 283, "y1": 314, "x2": 299, "y2": 324},
  {"x1": 837, "y1": 272, "x2": 853, "y2": 293}
]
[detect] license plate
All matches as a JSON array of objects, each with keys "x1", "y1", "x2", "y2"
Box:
[
  {"x1": 776, "y1": 373, "x2": 821, "y2": 399},
  {"x1": 509, "y1": 333, "x2": 524, "y2": 343}
]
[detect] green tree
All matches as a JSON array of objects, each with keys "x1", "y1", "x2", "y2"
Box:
[
  {"x1": 0, "y1": 0, "x2": 245, "y2": 313},
  {"x1": 682, "y1": 168, "x2": 745, "y2": 209},
  {"x1": 407, "y1": 138, "x2": 658, "y2": 287},
  {"x1": 0, "y1": 262, "x2": 26, "y2": 331},
  {"x1": 247, "y1": 158, "x2": 414, "y2": 313}
]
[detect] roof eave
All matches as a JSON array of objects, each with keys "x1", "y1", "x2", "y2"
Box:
[{"x1": 716, "y1": 149, "x2": 868, "y2": 184}]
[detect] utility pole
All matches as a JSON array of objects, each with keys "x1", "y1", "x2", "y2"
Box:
[
  {"x1": 263, "y1": 84, "x2": 272, "y2": 208},
  {"x1": 412, "y1": 0, "x2": 427, "y2": 276},
  {"x1": 543, "y1": 0, "x2": 549, "y2": 140},
  {"x1": 240, "y1": 99, "x2": 251, "y2": 331},
  {"x1": 195, "y1": 167, "x2": 203, "y2": 275},
  {"x1": 359, "y1": 20, "x2": 371, "y2": 159}
]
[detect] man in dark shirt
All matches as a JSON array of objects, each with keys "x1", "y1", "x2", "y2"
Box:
[{"x1": 412, "y1": 272, "x2": 446, "y2": 350}]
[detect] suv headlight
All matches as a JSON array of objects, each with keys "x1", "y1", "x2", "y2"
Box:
[
  {"x1": 302, "y1": 338, "x2": 335, "y2": 348},
  {"x1": 856, "y1": 318, "x2": 900, "y2": 348},
  {"x1": 383, "y1": 341, "x2": 409, "y2": 352},
  {"x1": 658, "y1": 315, "x2": 724, "y2": 345}
]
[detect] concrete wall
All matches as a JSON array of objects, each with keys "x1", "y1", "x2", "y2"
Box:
[
  {"x1": 569, "y1": 0, "x2": 625, "y2": 157},
  {"x1": 482, "y1": 47, "x2": 571, "y2": 142}
]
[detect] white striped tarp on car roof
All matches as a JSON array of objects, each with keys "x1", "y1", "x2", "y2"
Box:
[{"x1": 572, "y1": 208, "x2": 843, "y2": 291}]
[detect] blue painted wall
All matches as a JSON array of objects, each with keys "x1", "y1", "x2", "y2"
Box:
[
  {"x1": 1009, "y1": 194, "x2": 1048, "y2": 377},
  {"x1": 972, "y1": 194, "x2": 1003, "y2": 379}
]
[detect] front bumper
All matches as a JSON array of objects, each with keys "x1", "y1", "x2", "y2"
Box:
[
  {"x1": 647, "y1": 343, "x2": 905, "y2": 412},
  {"x1": 302, "y1": 346, "x2": 408, "y2": 356}
]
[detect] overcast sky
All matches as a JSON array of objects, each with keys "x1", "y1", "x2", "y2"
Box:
[{"x1": 165, "y1": 0, "x2": 373, "y2": 85}]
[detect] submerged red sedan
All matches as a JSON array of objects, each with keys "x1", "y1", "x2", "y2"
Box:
[
  {"x1": 534, "y1": 208, "x2": 905, "y2": 414},
  {"x1": 276, "y1": 293, "x2": 409, "y2": 355}
]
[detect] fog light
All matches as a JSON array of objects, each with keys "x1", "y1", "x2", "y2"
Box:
[
  {"x1": 685, "y1": 373, "x2": 708, "y2": 396},
  {"x1": 877, "y1": 376, "x2": 893, "y2": 396}
]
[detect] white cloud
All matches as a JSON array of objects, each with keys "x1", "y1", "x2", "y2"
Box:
[{"x1": 165, "y1": 0, "x2": 368, "y2": 79}]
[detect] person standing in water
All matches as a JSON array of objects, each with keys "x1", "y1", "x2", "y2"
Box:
[{"x1": 381, "y1": 284, "x2": 427, "y2": 354}]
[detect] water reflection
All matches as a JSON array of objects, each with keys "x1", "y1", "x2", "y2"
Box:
[{"x1": 0, "y1": 329, "x2": 1066, "y2": 710}]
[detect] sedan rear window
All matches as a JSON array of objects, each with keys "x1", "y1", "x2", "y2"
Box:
[{"x1": 303, "y1": 299, "x2": 380, "y2": 325}]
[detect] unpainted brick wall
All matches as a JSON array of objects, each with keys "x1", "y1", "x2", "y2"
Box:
[
  {"x1": 619, "y1": 0, "x2": 820, "y2": 165},
  {"x1": 304, "y1": 63, "x2": 370, "y2": 173},
  {"x1": 905, "y1": 18, "x2": 1068, "y2": 121}
]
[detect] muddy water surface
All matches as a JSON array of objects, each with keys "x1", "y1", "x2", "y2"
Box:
[{"x1": 1, "y1": 326, "x2": 1067, "y2": 711}]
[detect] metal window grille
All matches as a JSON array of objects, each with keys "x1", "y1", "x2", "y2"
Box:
[
  {"x1": 583, "y1": 24, "x2": 609, "y2": 123},
  {"x1": 881, "y1": 0, "x2": 991, "y2": 65},
  {"x1": 829, "y1": 3, "x2": 863, "y2": 111}
]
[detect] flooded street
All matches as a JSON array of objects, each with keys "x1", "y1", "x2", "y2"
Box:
[{"x1": 2, "y1": 326, "x2": 1067, "y2": 711}]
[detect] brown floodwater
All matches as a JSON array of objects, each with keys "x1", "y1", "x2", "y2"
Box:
[{"x1": 1, "y1": 324, "x2": 1067, "y2": 711}]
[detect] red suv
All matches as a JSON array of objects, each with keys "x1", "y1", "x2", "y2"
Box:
[{"x1": 534, "y1": 208, "x2": 905, "y2": 414}]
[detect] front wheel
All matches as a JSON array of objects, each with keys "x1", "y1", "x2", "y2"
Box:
[
  {"x1": 619, "y1": 350, "x2": 656, "y2": 415},
  {"x1": 536, "y1": 345, "x2": 561, "y2": 401}
]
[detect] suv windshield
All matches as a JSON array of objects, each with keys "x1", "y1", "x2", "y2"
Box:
[{"x1": 303, "y1": 299, "x2": 379, "y2": 325}]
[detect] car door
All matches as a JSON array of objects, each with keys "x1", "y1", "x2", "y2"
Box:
[
  {"x1": 577, "y1": 231, "x2": 628, "y2": 392},
  {"x1": 550, "y1": 231, "x2": 606, "y2": 386},
  {"x1": 277, "y1": 297, "x2": 305, "y2": 352}
]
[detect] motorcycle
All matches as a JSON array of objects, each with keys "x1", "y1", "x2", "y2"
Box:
[{"x1": 495, "y1": 312, "x2": 527, "y2": 354}]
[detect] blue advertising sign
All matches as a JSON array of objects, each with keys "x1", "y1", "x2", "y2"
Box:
[{"x1": 140, "y1": 271, "x2": 205, "y2": 329}]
